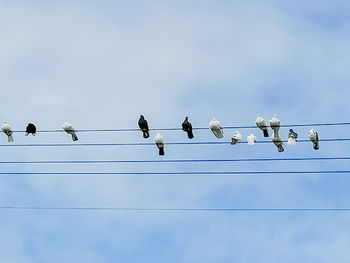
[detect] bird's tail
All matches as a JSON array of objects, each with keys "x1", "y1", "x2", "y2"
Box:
[
  {"x1": 231, "y1": 138, "x2": 237, "y2": 145},
  {"x1": 263, "y1": 130, "x2": 269, "y2": 137},
  {"x1": 142, "y1": 130, "x2": 150, "y2": 139},
  {"x1": 278, "y1": 145, "x2": 284, "y2": 152},
  {"x1": 72, "y1": 133, "x2": 78, "y2": 141},
  {"x1": 187, "y1": 130, "x2": 194, "y2": 139},
  {"x1": 8, "y1": 135, "x2": 13, "y2": 142},
  {"x1": 158, "y1": 147, "x2": 165, "y2": 156},
  {"x1": 313, "y1": 142, "x2": 319, "y2": 150}
]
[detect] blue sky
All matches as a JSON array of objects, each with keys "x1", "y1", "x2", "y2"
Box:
[{"x1": 0, "y1": 0, "x2": 350, "y2": 262}]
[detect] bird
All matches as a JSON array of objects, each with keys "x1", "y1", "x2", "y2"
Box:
[
  {"x1": 138, "y1": 115, "x2": 150, "y2": 139},
  {"x1": 269, "y1": 114, "x2": 280, "y2": 137},
  {"x1": 308, "y1": 129, "x2": 319, "y2": 150},
  {"x1": 1, "y1": 122, "x2": 14, "y2": 142},
  {"x1": 272, "y1": 134, "x2": 284, "y2": 152},
  {"x1": 182, "y1": 117, "x2": 194, "y2": 139},
  {"x1": 287, "y1": 129, "x2": 298, "y2": 145},
  {"x1": 62, "y1": 121, "x2": 78, "y2": 141},
  {"x1": 231, "y1": 131, "x2": 242, "y2": 145},
  {"x1": 25, "y1": 123, "x2": 37, "y2": 136},
  {"x1": 247, "y1": 133, "x2": 257, "y2": 145},
  {"x1": 155, "y1": 132, "x2": 165, "y2": 156},
  {"x1": 256, "y1": 114, "x2": 269, "y2": 137},
  {"x1": 209, "y1": 118, "x2": 224, "y2": 139}
]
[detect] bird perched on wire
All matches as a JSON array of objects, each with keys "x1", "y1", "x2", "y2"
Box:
[
  {"x1": 269, "y1": 114, "x2": 280, "y2": 136},
  {"x1": 272, "y1": 134, "x2": 284, "y2": 152},
  {"x1": 155, "y1": 132, "x2": 165, "y2": 156},
  {"x1": 231, "y1": 131, "x2": 242, "y2": 145},
  {"x1": 247, "y1": 133, "x2": 257, "y2": 145},
  {"x1": 138, "y1": 115, "x2": 150, "y2": 139},
  {"x1": 308, "y1": 129, "x2": 319, "y2": 150},
  {"x1": 209, "y1": 118, "x2": 224, "y2": 139},
  {"x1": 1, "y1": 122, "x2": 14, "y2": 142},
  {"x1": 25, "y1": 123, "x2": 37, "y2": 136},
  {"x1": 182, "y1": 117, "x2": 194, "y2": 139},
  {"x1": 287, "y1": 129, "x2": 298, "y2": 145},
  {"x1": 256, "y1": 114, "x2": 269, "y2": 137},
  {"x1": 62, "y1": 121, "x2": 78, "y2": 141}
]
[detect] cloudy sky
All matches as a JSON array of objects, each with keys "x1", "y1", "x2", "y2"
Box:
[{"x1": 0, "y1": 0, "x2": 350, "y2": 262}]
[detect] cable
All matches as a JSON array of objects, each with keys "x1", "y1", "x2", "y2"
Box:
[
  {"x1": 0, "y1": 138, "x2": 349, "y2": 147},
  {"x1": 0, "y1": 206, "x2": 348, "y2": 212},
  {"x1": 0, "y1": 170, "x2": 350, "y2": 175},
  {"x1": 10, "y1": 122, "x2": 350, "y2": 133},
  {"x1": 1, "y1": 156, "x2": 350, "y2": 164}
]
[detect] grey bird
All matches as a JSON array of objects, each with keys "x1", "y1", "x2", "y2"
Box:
[
  {"x1": 272, "y1": 134, "x2": 284, "y2": 152},
  {"x1": 62, "y1": 121, "x2": 78, "y2": 141},
  {"x1": 308, "y1": 129, "x2": 319, "y2": 150},
  {"x1": 182, "y1": 117, "x2": 194, "y2": 139},
  {"x1": 1, "y1": 122, "x2": 14, "y2": 142},
  {"x1": 256, "y1": 114, "x2": 269, "y2": 137},
  {"x1": 155, "y1": 132, "x2": 165, "y2": 156},
  {"x1": 209, "y1": 118, "x2": 224, "y2": 139},
  {"x1": 247, "y1": 133, "x2": 257, "y2": 145},
  {"x1": 287, "y1": 129, "x2": 298, "y2": 145},
  {"x1": 231, "y1": 131, "x2": 242, "y2": 145}
]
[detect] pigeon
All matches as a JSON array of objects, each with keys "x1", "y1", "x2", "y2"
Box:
[
  {"x1": 287, "y1": 129, "x2": 298, "y2": 146},
  {"x1": 231, "y1": 131, "x2": 242, "y2": 145},
  {"x1": 138, "y1": 115, "x2": 150, "y2": 139},
  {"x1": 25, "y1": 123, "x2": 37, "y2": 136},
  {"x1": 308, "y1": 129, "x2": 319, "y2": 150},
  {"x1": 1, "y1": 122, "x2": 14, "y2": 142},
  {"x1": 209, "y1": 118, "x2": 224, "y2": 139},
  {"x1": 270, "y1": 114, "x2": 280, "y2": 136},
  {"x1": 155, "y1": 132, "x2": 165, "y2": 156},
  {"x1": 272, "y1": 134, "x2": 284, "y2": 152},
  {"x1": 256, "y1": 114, "x2": 269, "y2": 137},
  {"x1": 62, "y1": 121, "x2": 78, "y2": 141},
  {"x1": 247, "y1": 133, "x2": 257, "y2": 145},
  {"x1": 182, "y1": 117, "x2": 194, "y2": 139}
]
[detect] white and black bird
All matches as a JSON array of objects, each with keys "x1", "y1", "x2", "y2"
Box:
[
  {"x1": 270, "y1": 114, "x2": 280, "y2": 136},
  {"x1": 256, "y1": 114, "x2": 269, "y2": 137},
  {"x1": 231, "y1": 131, "x2": 242, "y2": 145},
  {"x1": 155, "y1": 132, "x2": 165, "y2": 156},
  {"x1": 1, "y1": 122, "x2": 14, "y2": 142},
  {"x1": 25, "y1": 123, "x2": 37, "y2": 136},
  {"x1": 209, "y1": 118, "x2": 224, "y2": 139},
  {"x1": 247, "y1": 133, "x2": 257, "y2": 145},
  {"x1": 287, "y1": 129, "x2": 298, "y2": 146},
  {"x1": 308, "y1": 129, "x2": 319, "y2": 150},
  {"x1": 272, "y1": 134, "x2": 284, "y2": 152},
  {"x1": 182, "y1": 117, "x2": 194, "y2": 139},
  {"x1": 62, "y1": 121, "x2": 78, "y2": 141}
]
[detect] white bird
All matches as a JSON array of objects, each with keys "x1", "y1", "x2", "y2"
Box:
[
  {"x1": 272, "y1": 134, "x2": 284, "y2": 152},
  {"x1": 155, "y1": 132, "x2": 165, "y2": 156},
  {"x1": 270, "y1": 114, "x2": 280, "y2": 137},
  {"x1": 256, "y1": 114, "x2": 269, "y2": 137},
  {"x1": 231, "y1": 131, "x2": 242, "y2": 145},
  {"x1": 287, "y1": 129, "x2": 298, "y2": 146},
  {"x1": 247, "y1": 133, "x2": 257, "y2": 145},
  {"x1": 1, "y1": 122, "x2": 14, "y2": 142},
  {"x1": 209, "y1": 118, "x2": 224, "y2": 139},
  {"x1": 62, "y1": 121, "x2": 78, "y2": 141},
  {"x1": 308, "y1": 129, "x2": 319, "y2": 150}
]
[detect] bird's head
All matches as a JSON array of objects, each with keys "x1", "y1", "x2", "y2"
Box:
[
  {"x1": 185, "y1": 116, "x2": 188, "y2": 121},
  {"x1": 140, "y1": 115, "x2": 144, "y2": 120},
  {"x1": 289, "y1": 129, "x2": 293, "y2": 132}
]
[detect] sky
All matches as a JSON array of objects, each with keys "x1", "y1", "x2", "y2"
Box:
[{"x1": 0, "y1": 0, "x2": 350, "y2": 262}]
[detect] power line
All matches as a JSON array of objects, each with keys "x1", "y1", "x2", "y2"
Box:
[
  {"x1": 0, "y1": 170, "x2": 350, "y2": 175},
  {"x1": 10, "y1": 122, "x2": 350, "y2": 133},
  {"x1": 1, "y1": 156, "x2": 350, "y2": 164},
  {"x1": 0, "y1": 138, "x2": 349, "y2": 147},
  {"x1": 0, "y1": 206, "x2": 348, "y2": 212}
]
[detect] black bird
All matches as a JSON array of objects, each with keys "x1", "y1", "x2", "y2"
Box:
[
  {"x1": 138, "y1": 115, "x2": 150, "y2": 138},
  {"x1": 26, "y1": 123, "x2": 37, "y2": 136},
  {"x1": 182, "y1": 117, "x2": 194, "y2": 139}
]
